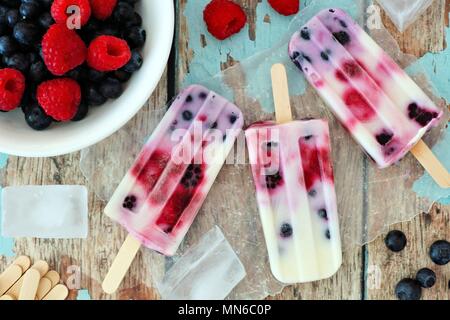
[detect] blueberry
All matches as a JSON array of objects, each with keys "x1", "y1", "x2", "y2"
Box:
[
  {"x1": 376, "y1": 131, "x2": 393, "y2": 146},
  {"x1": 395, "y1": 279, "x2": 422, "y2": 300},
  {"x1": 199, "y1": 92, "x2": 208, "y2": 99},
  {"x1": 300, "y1": 28, "x2": 310, "y2": 40},
  {"x1": 182, "y1": 110, "x2": 193, "y2": 121},
  {"x1": 125, "y1": 12, "x2": 142, "y2": 28},
  {"x1": 325, "y1": 229, "x2": 331, "y2": 239},
  {"x1": 113, "y1": 69, "x2": 131, "y2": 82},
  {"x1": 72, "y1": 102, "x2": 89, "y2": 122},
  {"x1": 113, "y1": 2, "x2": 135, "y2": 25},
  {"x1": 229, "y1": 114, "x2": 238, "y2": 124},
  {"x1": 84, "y1": 84, "x2": 107, "y2": 106},
  {"x1": 24, "y1": 103, "x2": 52, "y2": 131},
  {"x1": 66, "y1": 65, "x2": 87, "y2": 81},
  {"x1": 0, "y1": 36, "x2": 18, "y2": 56},
  {"x1": 210, "y1": 122, "x2": 218, "y2": 129},
  {"x1": 123, "y1": 50, "x2": 143, "y2": 73},
  {"x1": 125, "y1": 26, "x2": 146, "y2": 48},
  {"x1": 99, "y1": 77, "x2": 123, "y2": 99},
  {"x1": 407, "y1": 103, "x2": 419, "y2": 119},
  {"x1": 415, "y1": 268, "x2": 436, "y2": 288},
  {"x1": 38, "y1": 12, "x2": 54, "y2": 29},
  {"x1": 333, "y1": 31, "x2": 351, "y2": 45},
  {"x1": 87, "y1": 69, "x2": 106, "y2": 83},
  {"x1": 320, "y1": 51, "x2": 329, "y2": 61},
  {"x1": 28, "y1": 60, "x2": 48, "y2": 83},
  {"x1": 429, "y1": 240, "x2": 450, "y2": 265},
  {"x1": 318, "y1": 209, "x2": 328, "y2": 220},
  {"x1": 308, "y1": 189, "x2": 317, "y2": 197},
  {"x1": 14, "y1": 22, "x2": 41, "y2": 46},
  {"x1": 415, "y1": 111, "x2": 438, "y2": 127},
  {"x1": 4, "y1": 52, "x2": 30, "y2": 73},
  {"x1": 19, "y1": 1, "x2": 41, "y2": 20},
  {"x1": 6, "y1": 9, "x2": 19, "y2": 28},
  {"x1": 385, "y1": 230, "x2": 407, "y2": 252},
  {"x1": 301, "y1": 53, "x2": 312, "y2": 63},
  {"x1": 280, "y1": 223, "x2": 293, "y2": 238},
  {"x1": 338, "y1": 19, "x2": 348, "y2": 28},
  {"x1": 185, "y1": 95, "x2": 193, "y2": 103}
]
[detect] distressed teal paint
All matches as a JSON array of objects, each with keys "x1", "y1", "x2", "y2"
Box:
[
  {"x1": 76, "y1": 289, "x2": 92, "y2": 300},
  {"x1": 413, "y1": 126, "x2": 450, "y2": 204},
  {"x1": 0, "y1": 154, "x2": 7, "y2": 169},
  {"x1": 0, "y1": 187, "x2": 14, "y2": 257},
  {"x1": 183, "y1": 0, "x2": 364, "y2": 111}
]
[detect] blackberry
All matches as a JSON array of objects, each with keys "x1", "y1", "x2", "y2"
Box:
[{"x1": 376, "y1": 131, "x2": 393, "y2": 146}]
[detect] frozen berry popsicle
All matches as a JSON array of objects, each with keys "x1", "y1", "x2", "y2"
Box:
[
  {"x1": 103, "y1": 85, "x2": 243, "y2": 293},
  {"x1": 243, "y1": 64, "x2": 342, "y2": 283},
  {"x1": 288, "y1": 8, "x2": 443, "y2": 169},
  {"x1": 246, "y1": 119, "x2": 342, "y2": 283},
  {"x1": 105, "y1": 84, "x2": 244, "y2": 255}
]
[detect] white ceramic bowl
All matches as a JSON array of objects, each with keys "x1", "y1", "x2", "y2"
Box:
[{"x1": 0, "y1": 0, "x2": 174, "y2": 157}]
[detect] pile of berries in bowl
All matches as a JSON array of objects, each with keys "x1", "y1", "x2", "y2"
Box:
[{"x1": 0, "y1": 0, "x2": 146, "y2": 130}]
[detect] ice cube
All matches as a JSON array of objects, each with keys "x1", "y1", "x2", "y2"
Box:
[
  {"x1": 1, "y1": 185, "x2": 88, "y2": 239},
  {"x1": 157, "y1": 226, "x2": 246, "y2": 300},
  {"x1": 377, "y1": 0, "x2": 434, "y2": 32}
]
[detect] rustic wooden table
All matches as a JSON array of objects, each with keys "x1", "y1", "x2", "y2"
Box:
[{"x1": 0, "y1": 0, "x2": 448, "y2": 300}]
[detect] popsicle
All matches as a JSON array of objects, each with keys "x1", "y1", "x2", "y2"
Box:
[
  {"x1": 245, "y1": 64, "x2": 342, "y2": 283},
  {"x1": 102, "y1": 84, "x2": 244, "y2": 293},
  {"x1": 288, "y1": 8, "x2": 449, "y2": 188}
]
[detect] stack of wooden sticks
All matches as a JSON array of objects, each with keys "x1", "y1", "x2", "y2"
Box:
[{"x1": 0, "y1": 256, "x2": 68, "y2": 300}]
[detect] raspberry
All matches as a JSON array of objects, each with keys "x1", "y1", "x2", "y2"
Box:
[
  {"x1": 268, "y1": 0, "x2": 300, "y2": 16},
  {"x1": 42, "y1": 24, "x2": 87, "y2": 76},
  {"x1": 90, "y1": 0, "x2": 117, "y2": 20},
  {"x1": 37, "y1": 78, "x2": 81, "y2": 121},
  {"x1": 0, "y1": 68, "x2": 25, "y2": 112},
  {"x1": 51, "y1": 0, "x2": 92, "y2": 27},
  {"x1": 203, "y1": 0, "x2": 247, "y2": 40},
  {"x1": 87, "y1": 36, "x2": 131, "y2": 72}
]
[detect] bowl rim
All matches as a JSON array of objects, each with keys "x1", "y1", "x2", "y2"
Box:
[{"x1": 0, "y1": 1, "x2": 175, "y2": 158}]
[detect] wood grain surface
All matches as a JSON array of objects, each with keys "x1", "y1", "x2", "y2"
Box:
[{"x1": 0, "y1": 0, "x2": 448, "y2": 300}]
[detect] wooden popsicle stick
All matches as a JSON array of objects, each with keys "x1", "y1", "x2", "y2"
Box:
[
  {"x1": 42, "y1": 284, "x2": 69, "y2": 300},
  {"x1": 12, "y1": 256, "x2": 31, "y2": 271},
  {"x1": 271, "y1": 63, "x2": 293, "y2": 124},
  {"x1": 6, "y1": 260, "x2": 49, "y2": 299},
  {"x1": 0, "y1": 265, "x2": 23, "y2": 296},
  {"x1": 0, "y1": 294, "x2": 14, "y2": 300},
  {"x1": 36, "y1": 277, "x2": 53, "y2": 300},
  {"x1": 102, "y1": 234, "x2": 141, "y2": 294},
  {"x1": 18, "y1": 269, "x2": 41, "y2": 300},
  {"x1": 411, "y1": 140, "x2": 450, "y2": 189},
  {"x1": 44, "y1": 270, "x2": 60, "y2": 288}
]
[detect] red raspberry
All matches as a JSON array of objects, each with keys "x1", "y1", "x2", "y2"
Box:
[
  {"x1": 0, "y1": 68, "x2": 25, "y2": 112},
  {"x1": 90, "y1": 0, "x2": 117, "y2": 20},
  {"x1": 37, "y1": 78, "x2": 81, "y2": 121},
  {"x1": 51, "y1": 0, "x2": 92, "y2": 27},
  {"x1": 87, "y1": 36, "x2": 131, "y2": 72},
  {"x1": 268, "y1": 0, "x2": 300, "y2": 16},
  {"x1": 203, "y1": 0, "x2": 247, "y2": 40},
  {"x1": 42, "y1": 24, "x2": 87, "y2": 76}
]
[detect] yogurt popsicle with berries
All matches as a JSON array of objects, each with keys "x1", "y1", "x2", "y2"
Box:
[
  {"x1": 102, "y1": 85, "x2": 244, "y2": 293},
  {"x1": 245, "y1": 64, "x2": 342, "y2": 283},
  {"x1": 288, "y1": 8, "x2": 449, "y2": 187}
]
